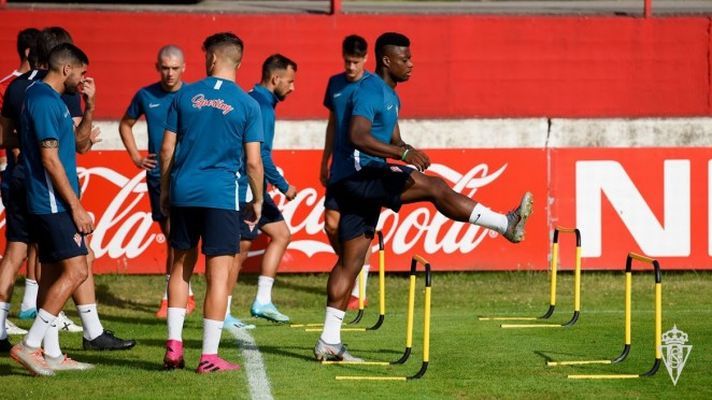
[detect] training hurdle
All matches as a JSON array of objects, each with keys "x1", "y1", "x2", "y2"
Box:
[
  {"x1": 549, "y1": 252, "x2": 662, "y2": 380},
  {"x1": 479, "y1": 227, "x2": 582, "y2": 329},
  {"x1": 326, "y1": 255, "x2": 432, "y2": 381},
  {"x1": 292, "y1": 231, "x2": 386, "y2": 331}
]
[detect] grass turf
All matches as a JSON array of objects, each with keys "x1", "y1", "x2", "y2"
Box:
[{"x1": 1, "y1": 271, "x2": 710, "y2": 399}]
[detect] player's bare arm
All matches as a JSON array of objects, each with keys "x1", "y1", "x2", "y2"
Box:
[
  {"x1": 349, "y1": 115, "x2": 430, "y2": 171},
  {"x1": 244, "y1": 141, "x2": 264, "y2": 228},
  {"x1": 320, "y1": 111, "x2": 336, "y2": 187},
  {"x1": 39, "y1": 138, "x2": 93, "y2": 234},
  {"x1": 119, "y1": 114, "x2": 158, "y2": 170},
  {"x1": 74, "y1": 77, "x2": 97, "y2": 153},
  {"x1": 159, "y1": 130, "x2": 176, "y2": 216}
]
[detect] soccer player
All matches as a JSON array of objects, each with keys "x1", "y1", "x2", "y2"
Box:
[
  {"x1": 314, "y1": 32, "x2": 534, "y2": 361},
  {"x1": 11, "y1": 42, "x2": 97, "y2": 376},
  {"x1": 119, "y1": 45, "x2": 197, "y2": 319},
  {"x1": 320, "y1": 34, "x2": 373, "y2": 311},
  {"x1": 160, "y1": 32, "x2": 264, "y2": 374},
  {"x1": 0, "y1": 27, "x2": 135, "y2": 357},
  {"x1": 224, "y1": 54, "x2": 298, "y2": 329},
  {"x1": 0, "y1": 27, "x2": 40, "y2": 341}
]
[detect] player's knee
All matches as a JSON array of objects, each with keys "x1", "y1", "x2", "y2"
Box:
[
  {"x1": 422, "y1": 175, "x2": 449, "y2": 199},
  {"x1": 67, "y1": 266, "x2": 89, "y2": 286}
]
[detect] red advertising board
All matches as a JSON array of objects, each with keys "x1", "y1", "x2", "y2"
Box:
[
  {"x1": 550, "y1": 148, "x2": 712, "y2": 271},
  {"x1": 2, "y1": 148, "x2": 709, "y2": 272},
  {"x1": 0, "y1": 149, "x2": 549, "y2": 273}
]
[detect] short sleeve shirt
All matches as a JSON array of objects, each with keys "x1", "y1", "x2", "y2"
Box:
[
  {"x1": 20, "y1": 81, "x2": 79, "y2": 214},
  {"x1": 165, "y1": 77, "x2": 263, "y2": 211},
  {"x1": 125, "y1": 82, "x2": 182, "y2": 178}
]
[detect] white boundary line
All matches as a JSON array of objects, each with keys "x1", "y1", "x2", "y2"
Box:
[{"x1": 231, "y1": 328, "x2": 274, "y2": 400}]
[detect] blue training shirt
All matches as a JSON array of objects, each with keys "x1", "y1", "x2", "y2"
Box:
[
  {"x1": 238, "y1": 84, "x2": 289, "y2": 203},
  {"x1": 125, "y1": 82, "x2": 183, "y2": 179},
  {"x1": 329, "y1": 73, "x2": 400, "y2": 183},
  {"x1": 323, "y1": 71, "x2": 372, "y2": 185},
  {"x1": 165, "y1": 77, "x2": 263, "y2": 211},
  {"x1": 20, "y1": 81, "x2": 80, "y2": 215}
]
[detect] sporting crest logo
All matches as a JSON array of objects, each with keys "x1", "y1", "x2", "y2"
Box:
[{"x1": 660, "y1": 325, "x2": 691, "y2": 386}]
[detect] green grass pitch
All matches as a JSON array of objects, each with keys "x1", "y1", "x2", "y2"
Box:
[{"x1": 1, "y1": 271, "x2": 710, "y2": 399}]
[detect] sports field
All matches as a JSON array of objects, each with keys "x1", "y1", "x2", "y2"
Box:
[{"x1": 1, "y1": 271, "x2": 710, "y2": 399}]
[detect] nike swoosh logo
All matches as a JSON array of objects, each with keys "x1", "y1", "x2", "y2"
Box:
[
  {"x1": 39, "y1": 316, "x2": 49, "y2": 323},
  {"x1": 149, "y1": 103, "x2": 160, "y2": 108},
  {"x1": 81, "y1": 309, "x2": 92, "y2": 313},
  {"x1": 335, "y1": 316, "x2": 343, "y2": 321},
  {"x1": 333, "y1": 93, "x2": 342, "y2": 98},
  {"x1": 386, "y1": 104, "x2": 394, "y2": 111}
]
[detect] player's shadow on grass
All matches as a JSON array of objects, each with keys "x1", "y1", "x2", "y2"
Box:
[
  {"x1": 235, "y1": 342, "x2": 316, "y2": 362},
  {"x1": 534, "y1": 350, "x2": 590, "y2": 363},
  {"x1": 94, "y1": 282, "x2": 159, "y2": 314},
  {"x1": 92, "y1": 313, "x2": 169, "y2": 327}
]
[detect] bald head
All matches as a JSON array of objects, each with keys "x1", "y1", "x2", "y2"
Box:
[
  {"x1": 157, "y1": 44, "x2": 184, "y2": 64},
  {"x1": 202, "y1": 32, "x2": 243, "y2": 72},
  {"x1": 156, "y1": 44, "x2": 185, "y2": 91}
]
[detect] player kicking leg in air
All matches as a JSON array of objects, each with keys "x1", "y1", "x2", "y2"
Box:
[
  {"x1": 160, "y1": 32, "x2": 264, "y2": 373},
  {"x1": 314, "y1": 32, "x2": 534, "y2": 361}
]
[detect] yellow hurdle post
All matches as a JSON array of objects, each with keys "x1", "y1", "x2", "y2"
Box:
[{"x1": 566, "y1": 252, "x2": 663, "y2": 379}]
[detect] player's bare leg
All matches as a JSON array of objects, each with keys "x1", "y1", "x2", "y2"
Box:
[{"x1": 249, "y1": 220, "x2": 290, "y2": 323}]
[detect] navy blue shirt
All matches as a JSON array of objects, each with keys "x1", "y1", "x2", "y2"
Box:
[
  {"x1": 165, "y1": 77, "x2": 263, "y2": 211},
  {"x1": 330, "y1": 73, "x2": 400, "y2": 183},
  {"x1": 1, "y1": 69, "x2": 82, "y2": 185},
  {"x1": 125, "y1": 82, "x2": 183, "y2": 179},
  {"x1": 239, "y1": 84, "x2": 289, "y2": 202},
  {"x1": 20, "y1": 81, "x2": 80, "y2": 214},
  {"x1": 323, "y1": 71, "x2": 372, "y2": 185}
]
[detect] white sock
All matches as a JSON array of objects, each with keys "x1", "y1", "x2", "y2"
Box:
[
  {"x1": 202, "y1": 318, "x2": 224, "y2": 355},
  {"x1": 319, "y1": 306, "x2": 345, "y2": 344},
  {"x1": 42, "y1": 322, "x2": 62, "y2": 358},
  {"x1": 163, "y1": 275, "x2": 169, "y2": 300},
  {"x1": 255, "y1": 276, "x2": 274, "y2": 305},
  {"x1": 469, "y1": 203, "x2": 508, "y2": 234},
  {"x1": 24, "y1": 309, "x2": 57, "y2": 348},
  {"x1": 225, "y1": 296, "x2": 232, "y2": 319},
  {"x1": 77, "y1": 303, "x2": 104, "y2": 341},
  {"x1": 0, "y1": 302, "x2": 9, "y2": 340},
  {"x1": 188, "y1": 281, "x2": 194, "y2": 297},
  {"x1": 167, "y1": 307, "x2": 186, "y2": 342},
  {"x1": 20, "y1": 279, "x2": 39, "y2": 312},
  {"x1": 350, "y1": 264, "x2": 370, "y2": 298}
]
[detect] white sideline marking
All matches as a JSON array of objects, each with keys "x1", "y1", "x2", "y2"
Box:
[{"x1": 232, "y1": 328, "x2": 274, "y2": 400}]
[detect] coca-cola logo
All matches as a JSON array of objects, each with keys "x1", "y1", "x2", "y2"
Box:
[{"x1": 0, "y1": 161, "x2": 508, "y2": 265}]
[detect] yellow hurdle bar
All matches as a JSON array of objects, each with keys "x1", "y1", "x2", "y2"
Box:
[
  {"x1": 568, "y1": 374, "x2": 640, "y2": 380},
  {"x1": 547, "y1": 360, "x2": 612, "y2": 366},
  {"x1": 378, "y1": 247, "x2": 386, "y2": 317},
  {"x1": 290, "y1": 323, "x2": 322, "y2": 328}
]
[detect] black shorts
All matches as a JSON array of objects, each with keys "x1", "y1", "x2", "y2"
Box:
[
  {"x1": 30, "y1": 212, "x2": 88, "y2": 263},
  {"x1": 4, "y1": 173, "x2": 31, "y2": 244},
  {"x1": 333, "y1": 164, "x2": 415, "y2": 242},
  {"x1": 323, "y1": 186, "x2": 339, "y2": 211},
  {"x1": 146, "y1": 176, "x2": 166, "y2": 222},
  {"x1": 239, "y1": 195, "x2": 285, "y2": 241},
  {"x1": 170, "y1": 206, "x2": 239, "y2": 256}
]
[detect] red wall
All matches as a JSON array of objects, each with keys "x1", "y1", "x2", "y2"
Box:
[{"x1": 0, "y1": 10, "x2": 709, "y2": 119}]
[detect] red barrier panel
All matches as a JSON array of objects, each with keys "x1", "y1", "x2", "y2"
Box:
[
  {"x1": 0, "y1": 149, "x2": 550, "y2": 273},
  {"x1": 0, "y1": 11, "x2": 708, "y2": 118},
  {"x1": 2, "y1": 147, "x2": 709, "y2": 272}
]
